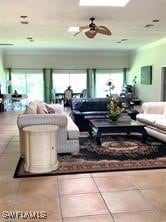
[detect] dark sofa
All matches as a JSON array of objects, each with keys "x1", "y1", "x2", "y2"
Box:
[
  {"x1": 71, "y1": 97, "x2": 139, "y2": 131},
  {"x1": 71, "y1": 98, "x2": 109, "y2": 131}
]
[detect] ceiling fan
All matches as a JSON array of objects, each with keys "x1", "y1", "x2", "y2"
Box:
[{"x1": 74, "y1": 17, "x2": 112, "y2": 38}]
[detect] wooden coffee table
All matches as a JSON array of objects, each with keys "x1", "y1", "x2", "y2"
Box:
[{"x1": 88, "y1": 119, "x2": 147, "y2": 145}]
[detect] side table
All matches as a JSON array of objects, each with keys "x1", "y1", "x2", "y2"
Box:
[
  {"x1": 23, "y1": 125, "x2": 59, "y2": 173},
  {"x1": 133, "y1": 98, "x2": 142, "y2": 105},
  {"x1": 127, "y1": 109, "x2": 139, "y2": 120}
]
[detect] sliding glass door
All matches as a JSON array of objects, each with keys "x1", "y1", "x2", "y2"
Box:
[
  {"x1": 53, "y1": 70, "x2": 87, "y2": 93},
  {"x1": 11, "y1": 70, "x2": 44, "y2": 102},
  {"x1": 95, "y1": 70, "x2": 124, "y2": 97}
]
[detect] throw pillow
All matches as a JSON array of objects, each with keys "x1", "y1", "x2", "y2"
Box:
[
  {"x1": 24, "y1": 104, "x2": 37, "y2": 114},
  {"x1": 37, "y1": 103, "x2": 48, "y2": 114},
  {"x1": 29, "y1": 100, "x2": 42, "y2": 105},
  {"x1": 48, "y1": 104, "x2": 63, "y2": 113},
  {"x1": 45, "y1": 105, "x2": 55, "y2": 114}
]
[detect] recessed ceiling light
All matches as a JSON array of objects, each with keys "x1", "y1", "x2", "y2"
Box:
[
  {"x1": 68, "y1": 27, "x2": 80, "y2": 32},
  {"x1": 79, "y1": 0, "x2": 130, "y2": 7},
  {"x1": 121, "y1": 38, "x2": 128, "y2": 41},
  {"x1": 117, "y1": 39, "x2": 128, "y2": 43},
  {"x1": 26, "y1": 37, "x2": 34, "y2": 42},
  {"x1": 152, "y1": 19, "x2": 159, "y2": 23},
  {"x1": 20, "y1": 15, "x2": 28, "y2": 19},
  {"x1": 21, "y1": 21, "x2": 28, "y2": 24},
  {"x1": 144, "y1": 24, "x2": 154, "y2": 28}
]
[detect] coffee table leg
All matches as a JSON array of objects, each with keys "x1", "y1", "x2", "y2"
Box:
[
  {"x1": 96, "y1": 131, "x2": 101, "y2": 145},
  {"x1": 88, "y1": 125, "x2": 93, "y2": 137},
  {"x1": 142, "y1": 128, "x2": 147, "y2": 142}
]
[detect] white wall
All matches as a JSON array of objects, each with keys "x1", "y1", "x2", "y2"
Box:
[
  {"x1": 3, "y1": 43, "x2": 166, "y2": 102},
  {"x1": 4, "y1": 51, "x2": 129, "y2": 69},
  {"x1": 128, "y1": 39, "x2": 166, "y2": 102}
]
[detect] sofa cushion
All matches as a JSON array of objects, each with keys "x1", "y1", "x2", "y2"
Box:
[
  {"x1": 145, "y1": 126, "x2": 166, "y2": 142},
  {"x1": 37, "y1": 103, "x2": 48, "y2": 114},
  {"x1": 136, "y1": 114, "x2": 164, "y2": 126},
  {"x1": 155, "y1": 119, "x2": 166, "y2": 131},
  {"x1": 81, "y1": 111, "x2": 108, "y2": 116}
]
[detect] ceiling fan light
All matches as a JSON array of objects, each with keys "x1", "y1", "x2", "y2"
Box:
[
  {"x1": 89, "y1": 29, "x2": 96, "y2": 33},
  {"x1": 68, "y1": 27, "x2": 80, "y2": 32},
  {"x1": 79, "y1": 0, "x2": 130, "y2": 7}
]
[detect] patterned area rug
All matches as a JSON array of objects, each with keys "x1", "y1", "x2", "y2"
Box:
[{"x1": 14, "y1": 135, "x2": 166, "y2": 178}]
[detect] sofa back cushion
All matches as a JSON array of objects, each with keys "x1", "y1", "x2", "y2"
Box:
[
  {"x1": 71, "y1": 98, "x2": 109, "y2": 112},
  {"x1": 142, "y1": 102, "x2": 166, "y2": 114},
  {"x1": 25, "y1": 100, "x2": 64, "y2": 115}
]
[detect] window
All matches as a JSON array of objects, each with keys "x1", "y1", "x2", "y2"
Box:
[
  {"x1": 11, "y1": 70, "x2": 44, "y2": 102},
  {"x1": 53, "y1": 70, "x2": 87, "y2": 93},
  {"x1": 95, "y1": 70, "x2": 124, "y2": 97}
]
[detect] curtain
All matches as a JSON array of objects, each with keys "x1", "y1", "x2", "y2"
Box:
[
  {"x1": 7, "y1": 68, "x2": 12, "y2": 94},
  {"x1": 43, "y1": 69, "x2": 53, "y2": 103},
  {"x1": 123, "y1": 68, "x2": 128, "y2": 87},
  {"x1": 86, "y1": 68, "x2": 96, "y2": 98},
  {"x1": 92, "y1": 68, "x2": 96, "y2": 97}
]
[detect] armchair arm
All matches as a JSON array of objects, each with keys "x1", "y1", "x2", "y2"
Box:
[
  {"x1": 72, "y1": 110, "x2": 82, "y2": 115},
  {"x1": 142, "y1": 102, "x2": 166, "y2": 114},
  {"x1": 17, "y1": 113, "x2": 67, "y2": 129}
]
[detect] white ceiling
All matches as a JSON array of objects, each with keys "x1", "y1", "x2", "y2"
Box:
[{"x1": 0, "y1": 0, "x2": 166, "y2": 53}]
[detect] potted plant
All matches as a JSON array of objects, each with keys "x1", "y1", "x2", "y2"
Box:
[{"x1": 107, "y1": 96, "x2": 126, "y2": 121}]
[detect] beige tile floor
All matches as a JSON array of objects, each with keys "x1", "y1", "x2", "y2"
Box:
[{"x1": 0, "y1": 111, "x2": 165, "y2": 222}]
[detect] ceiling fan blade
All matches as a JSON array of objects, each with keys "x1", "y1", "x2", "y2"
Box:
[
  {"x1": 80, "y1": 25, "x2": 90, "y2": 32},
  {"x1": 85, "y1": 30, "x2": 97, "y2": 38},
  {"x1": 73, "y1": 26, "x2": 90, "y2": 36},
  {"x1": 73, "y1": 31, "x2": 81, "y2": 36},
  {"x1": 97, "y1": 26, "x2": 112, "y2": 35}
]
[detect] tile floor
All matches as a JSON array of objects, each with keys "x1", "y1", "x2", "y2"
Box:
[{"x1": 0, "y1": 111, "x2": 165, "y2": 222}]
